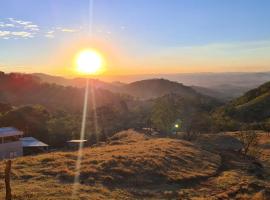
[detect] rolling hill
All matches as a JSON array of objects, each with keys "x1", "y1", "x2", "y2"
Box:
[
  {"x1": 33, "y1": 73, "x2": 244, "y2": 101},
  {"x1": 1, "y1": 130, "x2": 269, "y2": 199},
  {"x1": 0, "y1": 72, "x2": 129, "y2": 113},
  {"x1": 119, "y1": 79, "x2": 202, "y2": 100},
  {"x1": 0, "y1": 130, "x2": 222, "y2": 199},
  {"x1": 33, "y1": 74, "x2": 213, "y2": 100},
  {"x1": 213, "y1": 81, "x2": 270, "y2": 124}
]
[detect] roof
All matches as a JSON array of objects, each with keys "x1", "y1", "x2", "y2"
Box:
[
  {"x1": 20, "y1": 137, "x2": 48, "y2": 147},
  {"x1": 0, "y1": 127, "x2": 23, "y2": 137},
  {"x1": 67, "y1": 139, "x2": 87, "y2": 143}
]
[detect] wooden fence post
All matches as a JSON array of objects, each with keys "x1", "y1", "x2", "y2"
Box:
[{"x1": 5, "y1": 159, "x2": 12, "y2": 200}]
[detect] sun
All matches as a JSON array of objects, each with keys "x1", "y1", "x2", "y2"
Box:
[{"x1": 76, "y1": 49, "x2": 104, "y2": 75}]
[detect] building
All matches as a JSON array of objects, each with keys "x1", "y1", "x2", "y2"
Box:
[
  {"x1": 67, "y1": 139, "x2": 87, "y2": 149},
  {"x1": 20, "y1": 137, "x2": 49, "y2": 155},
  {"x1": 0, "y1": 127, "x2": 23, "y2": 159}
]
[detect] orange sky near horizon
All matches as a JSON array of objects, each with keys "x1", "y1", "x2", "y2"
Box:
[{"x1": 1, "y1": 35, "x2": 270, "y2": 77}]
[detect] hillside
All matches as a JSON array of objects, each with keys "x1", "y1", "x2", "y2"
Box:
[
  {"x1": 33, "y1": 73, "x2": 232, "y2": 101},
  {"x1": 0, "y1": 72, "x2": 128, "y2": 113},
  {"x1": 0, "y1": 130, "x2": 221, "y2": 199},
  {"x1": 214, "y1": 81, "x2": 270, "y2": 125},
  {"x1": 0, "y1": 72, "x2": 223, "y2": 146},
  {"x1": 1, "y1": 130, "x2": 270, "y2": 199},
  {"x1": 33, "y1": 73, "x2": 119, "y2": 91},
  {"x1": 120, "y1": 79, "x2": 201, "y2": 100},
  {"x1": 33, "y1": 72, "x2": 270, "y2": 100}
]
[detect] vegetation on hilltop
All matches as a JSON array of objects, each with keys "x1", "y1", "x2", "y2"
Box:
[
  {"x1": 213, "y1": 81, "x2": 270, "y2": 131},
  {"x1": 1, "y1": 71, "x2": 270, "y2": 147},
  {"x1": 0, "y1": 72, "x2": 129, "y2": 113},
  {"x1": 0, "y1": 72, "x2": 224, "y2": 146},
  {"x1": 150, "y1": 93, "x2": 219, "y2": 134},
  {"x1": 120, "y1": 79, "x2": 200, "y2": 100}
]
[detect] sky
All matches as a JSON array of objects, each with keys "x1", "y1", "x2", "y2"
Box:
[{"x1": 0, "y1": 0, "x2": 270, "y2": 77}]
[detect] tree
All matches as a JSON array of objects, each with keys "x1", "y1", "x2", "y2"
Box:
[
  {"x1": 47, "y1": 113, "x2": 80, "y2": 147},
  {"x1": 181, "y1": 112, "x2": 210, "y2": 141},
  {"x1": 237, "y1": 126, "x2": 261, "y2": 158},
  {"x1": 0, "y1": 105, "x2": 50, "y2": 142},
  {"x1": 88, "y1": 133, "x2": 97, "y2": 145},
  {"x1": 150, "y1": 97, "x2": 177, "y2": 134}
]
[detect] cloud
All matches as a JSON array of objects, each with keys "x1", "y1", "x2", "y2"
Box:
[
  {"x1": 44, "y1": 30, "x2": 55, "y2": 38},
  {"x1": 0, "y1": 30, "x2": 34, "y2": 39},
  {"x1": 11, "y1": 31, "x2": 33, "y2": 38},
  {"x1": 24, "y1": 24, "x2": 39, "y2": 31},
  {"x1": 8, "y1": 18, "x2": 32, "y2": 26},
  {"x1": 7, "y1": 18, "x2": 39, "y2": 32},
  {"x1": 0, "y1": 18, "x2": 38, "y2": 39},
  {"x1": 57, "y1": 27, "x2": 78, "y2": 33},
  {"x1": 0, "y1": 18, "x2": 81, "y2": 40},
  {"x1": 0, "y1": 23, "x2": 15, "y2": 28},
  {"x1": 0, "y1": 31, "x2": 10, "y2": 37},
  {"x1": 61, "y1": 28, "x2": 77, "y2": 32}
]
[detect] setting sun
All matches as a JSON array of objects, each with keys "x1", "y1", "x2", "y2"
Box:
[{"x1": 76, "y1": 49, "x2": 104, "y2": 75}]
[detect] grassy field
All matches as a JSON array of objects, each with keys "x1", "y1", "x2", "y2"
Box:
[{"x1": 0, "y1": 130, "x2": 270, "y2": 199}]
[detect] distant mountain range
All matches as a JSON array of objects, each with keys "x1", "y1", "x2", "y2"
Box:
[
  {"x1": 1, "y1": 71, "x2": 270, "y2": 131},
  {"x1": 33, "y1": 72, "x2": 270, "y2": 101},
  {"x1": 0, "y1": 72, "x2": 127, "y2": 113}
]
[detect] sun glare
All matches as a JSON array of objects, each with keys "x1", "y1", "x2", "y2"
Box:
[{"x1": 76, "y1": 49, "x2": 104, "y2": 75}]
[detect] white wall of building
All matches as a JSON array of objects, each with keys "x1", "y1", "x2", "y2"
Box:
[{"x1": 0, "y1": 140, "x2": 23, "y2": 159}]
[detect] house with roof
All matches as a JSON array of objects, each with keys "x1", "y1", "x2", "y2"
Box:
[
  {"x1": 21, "y1": 137, "x2": 49, "y2": 155},
  {"x1": 0, "y1": 127, "x2": 49, "y2": 159},
  {"x1": 0, "y1": 127, "x2": 23, "y2": 159}
]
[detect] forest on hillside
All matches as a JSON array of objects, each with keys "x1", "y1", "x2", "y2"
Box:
[{"x1": 0, "y1": 72, "x2": 270, "y2": 148}]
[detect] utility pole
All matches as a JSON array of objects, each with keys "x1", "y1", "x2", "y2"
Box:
[{"x1": 5, "y1": 159, "x2": 12, "y2": 200}]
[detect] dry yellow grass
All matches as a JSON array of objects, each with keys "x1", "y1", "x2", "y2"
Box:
[
  {"x1": 0, "y1": 130, "x2": 221, "y2": 199},
  {"x1": 0, "y1": 130, "x2": 270, "y2": 199}
]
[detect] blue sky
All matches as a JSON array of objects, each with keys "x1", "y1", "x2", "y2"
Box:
[{"x1": 0, "y1": 0, "x2": 270, "y2": 76}]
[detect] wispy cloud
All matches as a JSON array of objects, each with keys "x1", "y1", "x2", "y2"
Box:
[
  {"x1": 0, "y1": 18, "x2": 38, "y2": 39},
  {"x1": 57, "y1": 27, "x2": 78, "y2": 33},
  {"x1": 0, "y1": 31, "x2": 10, "y2": 37},
  {"x1": 8, "y1": 18, "x2": 40, "y2": 32},
  {"x1": 24, "y1": 24, "x2": 39, "y2": 31},
  {"x1": 44, "y1": 30, "x2": 55, "y2": 38},
  {"x1": 0, "y1": 30, "x2": 34, "y2": 39},
  {"x1": 11, "y1": 31, "x2": 33, "y2": 38},
  {"x1": 0, "y1": 23, "x2": 15, "y2": 28},
  {"x1": 0, "y1": 18, "x2": 80, "y2": 40},
  {"x1": 8, "y1": 18, "x2": 32, "y2": 26}
]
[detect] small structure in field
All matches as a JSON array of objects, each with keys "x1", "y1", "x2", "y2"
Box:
[
  {"x1": 0, "y1": 127, "x2": 23, "y2": 159},
  {"x1": 20, "y1": 137, "x2": 49, "y2": 155},
  {"x1": 67, "y1": 139, "x2": 87, "y2": 149}
]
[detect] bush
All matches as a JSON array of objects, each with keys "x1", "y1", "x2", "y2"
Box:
[{"x1": 237, "y1": 129, "x2": 261, "y2": 158}]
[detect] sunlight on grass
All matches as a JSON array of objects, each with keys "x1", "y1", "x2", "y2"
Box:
[{"x1": 72, "y1": 78, "x2": 89, "y2": 198}]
